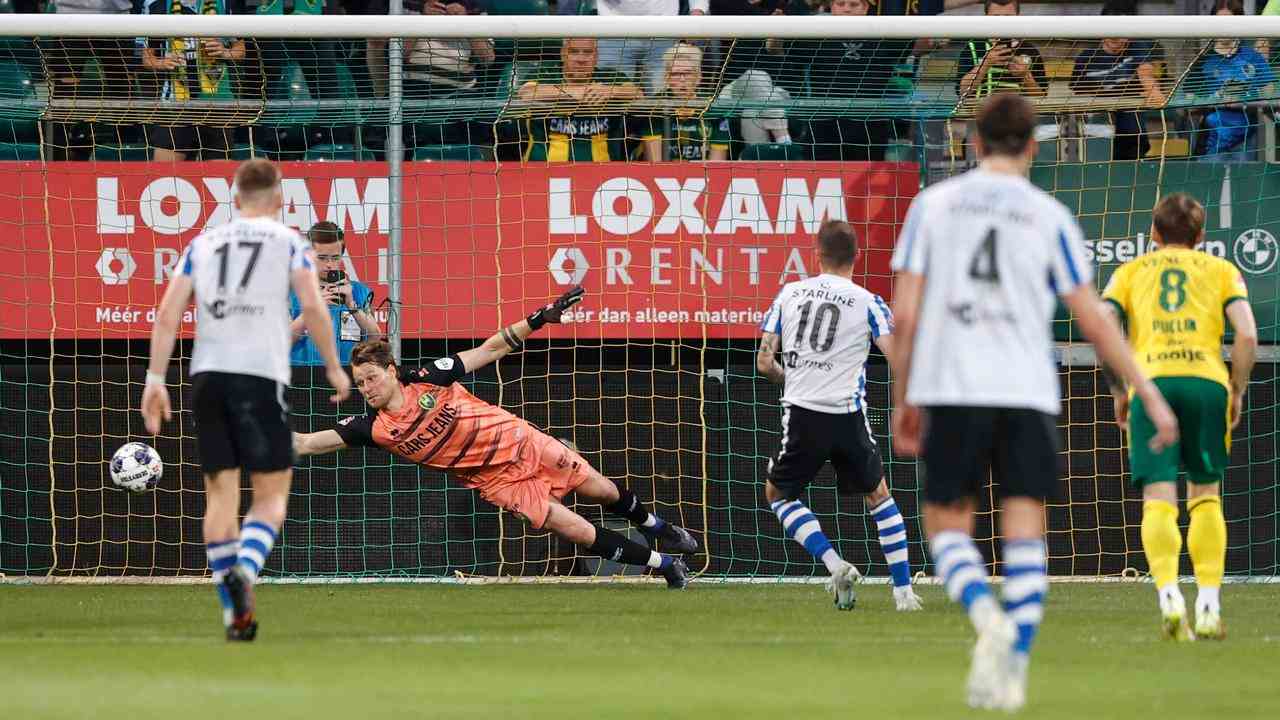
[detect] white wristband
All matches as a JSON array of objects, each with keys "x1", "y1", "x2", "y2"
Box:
[{"x1": 145, "y1": 371, "x2": 166, "y2": 387}]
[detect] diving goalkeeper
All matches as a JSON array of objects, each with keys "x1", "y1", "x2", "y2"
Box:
[{"x1": 292, "y1": 287, "x2": 697, "y2": 587}]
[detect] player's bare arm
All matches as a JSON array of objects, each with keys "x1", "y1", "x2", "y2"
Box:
[
  {"x1": 291, "y1": 261, "x2": 352, "y2": 403},
  {"x1": 1064, "y1": 284, "x2": 1178, "y2": 451},
  {"x1": 1226, "y1": 299, "x2": 1258, "y2": 429},
  {"x1": 756, "y1": 332, "x2": 785, "y2": 385},
  {"x1": 455, "y1": 286, "x2": 584, "y2": 373},
  {"x1": 293, "y1": 429, "x2": 348, "y2": 457},
  {"x1": 888, "y1": 271, "x2": 924, "y2": 456},
  {"x1": 141, "y1": 273, "x2": 195, "y2": 435}
]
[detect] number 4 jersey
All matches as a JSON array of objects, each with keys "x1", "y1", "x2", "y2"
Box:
[
  {"x1": 180, "y1": 216, "x2": 314, "y2": 386},
  {"x1": 1102, "y1": 246, "x2": 1248, "y2": 392},
  {"x1": 890, "y1": 168, "x2": 1093, "y2": 415},
  {"x1": 760, "y1": 274, "x2": 893, "y2": 414}
]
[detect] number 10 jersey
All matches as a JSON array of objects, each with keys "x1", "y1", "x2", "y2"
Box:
[
  {"x1": 760, "y1": 273, "x2": 893, "y2": 414},
  {"x1": 890, "y1": 168, "x2": 1093, "y2": 415},
  {"x1": 181, "y1": 216, "x2": 314, "y2": 386}
]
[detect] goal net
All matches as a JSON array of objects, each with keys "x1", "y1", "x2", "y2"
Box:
[{"x1": 0, "y1": 14, "x2": 1276, "y2": 581}]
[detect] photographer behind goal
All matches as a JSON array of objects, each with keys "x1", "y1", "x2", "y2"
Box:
[{"x1": 289, "y1": 221, "x2": 383, "y2": 366}]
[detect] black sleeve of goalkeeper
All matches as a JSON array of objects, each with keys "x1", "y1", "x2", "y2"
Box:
[{"x1": 397, "y1": 354, "x2": 466, "y2": 386}]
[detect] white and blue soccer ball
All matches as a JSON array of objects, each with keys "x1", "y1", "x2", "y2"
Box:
[{"x1": 110, "y1": 442, "x2": 163, "y2": 493}]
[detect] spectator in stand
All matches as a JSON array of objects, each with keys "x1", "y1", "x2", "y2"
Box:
[
  {"x1": 595, "y1": 0, "x2": 707, "y2": 96},
  {"x1": 1069, "y1": 2, "x2": 1167, "y2": 161},
  {"x1": 770, "y1": 0, "x2": 914, "y2": 160},
  {"x1": 138, "y1": 0, "x2": 247, "y2": 162},
  {"x1": 640, "y1": 43, "x2": 731, "y2": 161},
  {"x1": 42, "y1": 0, "x2": 135, "y2": 99},
  {"x1": 404, "y1": 0, "x2": 495, "y2": 148},
  {"x1": 1192, "y1": 0, "x2": 1277, "y2": 161},
  {"x1": 956, "y1": 0, "x2": 1047, "y2": 101},
  {"x1": 516, "y1": 38, "x2": 645, "y2": 161},
  {"x1": 289, "y1": 222, "x2": 383, "y2": 367}
]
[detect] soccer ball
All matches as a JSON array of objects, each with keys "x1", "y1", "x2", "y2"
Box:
[{"x1": 109, "y1": 442, "x2": 163, "y2": 493}]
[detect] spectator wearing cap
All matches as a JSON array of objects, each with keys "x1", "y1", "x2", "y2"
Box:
[{"x1": 289, "y1": 222, "x2": 382, "y2": 366}]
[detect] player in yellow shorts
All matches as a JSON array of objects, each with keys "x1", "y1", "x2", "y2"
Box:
[{"x1": 1101, "y1": 193, "x2": 1258, "y2": 641}]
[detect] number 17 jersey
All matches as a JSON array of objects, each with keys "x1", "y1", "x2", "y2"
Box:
[
  {"x1": 181, "y1": 216, "x2": 313, "y2": 386},
  {"x1": 759, "y1": 274, "x2": 893, "y2": 414}
]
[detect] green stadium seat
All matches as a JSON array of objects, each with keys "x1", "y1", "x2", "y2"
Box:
[
  {"x1": 486, "y1": 0, "x2": 549, "y2": 14},
  {"x1": 738, "y1": 143, "x2": 811, "y2": 161},
  {"x1": 304, "y1": 143, "x2": 375, "y2": 161},
  {"x1": 93, "y1": 144, "x2": 152, "y2": 161},
  {"x1": 0, "y1": 60, "x2": 39, "y2": 144},
  {"x1": 229, "y1": 143, "x2": 257, "y2": 160},
  {"x1": 413, "y1": 145, "x2": 494, "y2": 162},
  {"x1": 884, "y1": 140, "x2": 914, "y2": 162},
  {"x1": 0, "y1": 141, "x2": 41, "y2": 160}
]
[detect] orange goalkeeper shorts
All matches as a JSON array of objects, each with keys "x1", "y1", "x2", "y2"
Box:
[{"x1": 472, "y1": 430, "x2": 591, "y2": 530}]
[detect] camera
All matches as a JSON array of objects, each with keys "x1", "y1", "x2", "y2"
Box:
[{"x1": 322, "y1": 270, "x2": 346, "y2": 305}]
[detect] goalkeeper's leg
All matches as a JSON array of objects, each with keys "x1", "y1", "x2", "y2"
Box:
[
  {"x1": 553, "y1": 437, "x2": 698, "y2": 554},
  {"x1": 542, "y1": 502, "x2": 689, "y2": 589}
]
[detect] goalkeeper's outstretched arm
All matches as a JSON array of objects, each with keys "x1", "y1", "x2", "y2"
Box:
[{"x1": 455, "y1": 286, "x2": 585, "y2": 374}]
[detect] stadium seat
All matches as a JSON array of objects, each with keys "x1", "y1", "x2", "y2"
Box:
[
  {"x1": 0, "y1": 141, "x2": 40, "y2": 160},
  {"x1": 0, "y1": 60, "x2": 38, "y2": 144},
  {"x1": 485, "y1": 0, "x2": 549, "y2": 14},
  {"x1": 229, "y1": 143, "x2": 258, "y2": 160},
  {"x1": 1146, "y1": 137, "x2": 1191, "y2": 159},
  {"x1": 884, "y1": 140, "x2": 915, "y2": 162},
  {"x1": 738, "y1": 142, "x2": 811, "y2": 161},
  {"x1": 93, "y1": 144, "x2": 152, "y2": 161},
  {"x1": 304, "y1": 143, "x2": 376, "y2": 161},
  {"x1": 412, "y1": 145, "x2": 495, "y2": 162}
]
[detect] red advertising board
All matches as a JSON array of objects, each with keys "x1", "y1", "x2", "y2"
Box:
[{"x1": 0, "y1": 161, "x2": 917, "y2": 339}]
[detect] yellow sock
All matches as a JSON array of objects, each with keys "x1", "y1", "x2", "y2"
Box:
[
  {"x1": 1141, "y1": 500, "x2": 1182, "y2": 590},
  {"x1": 1187, "y1": 496, "x2": 1226, "y2": 590}
]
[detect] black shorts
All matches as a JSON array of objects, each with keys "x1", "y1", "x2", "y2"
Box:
[
  {"x1": 921, "y1": 406, "x2": 1060, "y2": 505},
  {"x1": 148, "y1": 125, "x2": 233, "y2": 158},
  {"x1": 191, "y1": 371, "x2": 293, "y2": 475},
  {"x1": 767, "y1": 405, "x2": 883, "y2": 500}
]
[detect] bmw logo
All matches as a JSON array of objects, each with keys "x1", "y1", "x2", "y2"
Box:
[{"x1": 1233, "y1": 228, "x2": 1278, "y2": 275}]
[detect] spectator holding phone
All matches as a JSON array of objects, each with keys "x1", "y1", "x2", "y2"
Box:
[
  {"x1": 956, "y1": 0, "x2": 1046, "y2": 101},
  {"x1": 289, "y1": 221, "x2": 383, "y2": 366}
]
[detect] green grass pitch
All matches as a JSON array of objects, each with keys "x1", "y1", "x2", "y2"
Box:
[{"x1": 2, "y1": 583, "x2": 1277, "y2": 719}]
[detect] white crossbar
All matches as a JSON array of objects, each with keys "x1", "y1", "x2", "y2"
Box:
[{"x1": 0, "y1": 14, "x2": 1278, "y2": 40}]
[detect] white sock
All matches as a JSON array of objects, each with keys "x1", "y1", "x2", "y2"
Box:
[
  {"x1": 820, "y1": 549, "x2": 844, "y2": 575},
  {"x1": 1196, "y1": 586, "x2": 1220, "y2": 614},
  {"x1": 1158, "y1": 583, "x2": 1185, "y2": 613},
  {"x1": 646, "y1": 551, "x2": 667, "y2": 570},
  {"x1": 642, "y1": 514, "x2": 659, "y2": 529}
]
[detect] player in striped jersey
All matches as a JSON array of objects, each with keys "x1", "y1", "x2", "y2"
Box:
[
  {"x1": 292, "y1": 288, "x2": 698, "y2": 587},
  {"x1": 889, "y1": 94, "x2": 1178, "y2": 710},
  {"x1": 142, "y1": 159, "x2": 351, "y2": 641},
  {"x1": 756, "y1": 220, "x2": 922, "y2": 612}
]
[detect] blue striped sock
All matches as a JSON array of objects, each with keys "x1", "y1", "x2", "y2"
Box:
[
  {"x1": 236, "y1": 519, "x2": 278, "y2": 583},
  {"x1": 206, "y1": 539, "x2": 238, "y2": 627},
  {"x1": 871, "y1": 497, "x2": 912, "y2": 589},
  {"x1": 1002, "y1": 539, "x2": 1048, "y2": 657},
  {"x1": 930, "y1": 530, "x2": 1000, "y2": 631},
  {"x1": 771, "y1": 498, "x2": 843, "y2": 574}
]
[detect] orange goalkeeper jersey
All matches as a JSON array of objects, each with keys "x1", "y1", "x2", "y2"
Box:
[{"x1": 334, "y1": 356, "x2": 528, "y2": 476}]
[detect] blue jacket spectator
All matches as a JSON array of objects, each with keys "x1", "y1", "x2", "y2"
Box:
[
  {"x1": 1197, "y1": 40, "x2": 1276, "y2": 160},
  {"x1": 288, "y1": 221, "x2": 383, "y2": 366}
]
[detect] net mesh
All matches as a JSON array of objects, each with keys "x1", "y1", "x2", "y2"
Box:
[{"x1": 0, "y1": 24, "x2": 1277, "y2": 579}]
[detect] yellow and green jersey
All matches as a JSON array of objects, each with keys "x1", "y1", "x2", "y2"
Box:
[
  {"x1": 1102, "y1": 246, "x2": 1249, "y2": 391},
  {"x1": 523, "y1": 68, "x2": 637, "y2": 162},
  {"x1": 639, "y1": 92, "x2": 731, "y2": 161}
]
